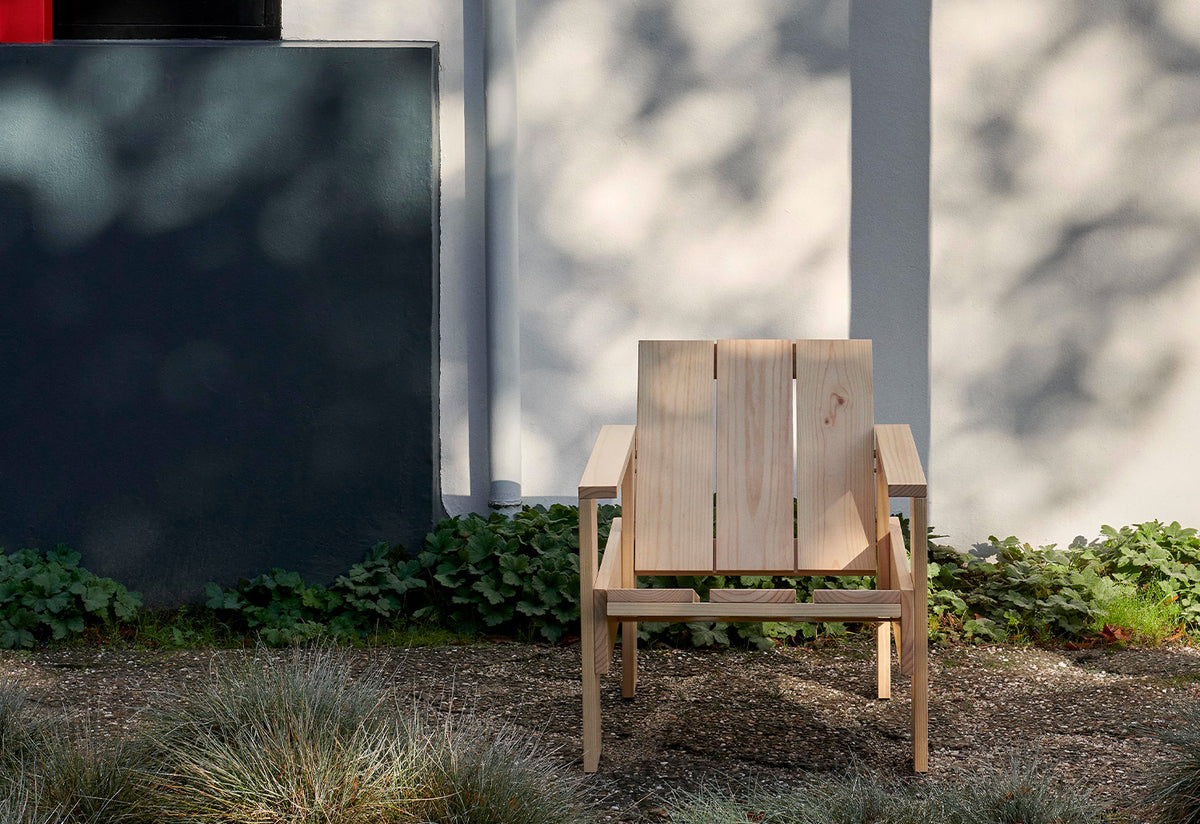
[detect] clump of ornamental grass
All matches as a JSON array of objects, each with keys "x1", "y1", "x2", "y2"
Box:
[
  {"x1": 15, "y1": 728, "x2": 145, "y2": 824},
  {"x1": 666, "y1": 755, "x2": 1096, "y2": 824},
  {"x1": 0, "y1": 771, "x2": 69, "y2": 824},
  {"x1": 133, "y1": 646, "x2": 586, "y2": 824},
  {"x1": 0, "y1": 694, "x2": 54, "y2": 824},
  {"x1": 1, "y1": 679, "x2": 145, "y2": 824},
  {"x1": 4, "y1": 649, "x2": 587, "y2": 824},
  {"x1": 415, "y1": 712, "x2": 587, "y2": 824},
  {"x1": 135, "y1": 646, "x2": 426, "y2": 824},
  {"x1": 939, "y1": 754, "x2": 1098, "y2": 824},
  {"x1": 1, "y1": 770, "x2": 129, "y2": 824},
  {"x1": 0, "y1": 678, "x2": 38, "y2": 765},
  {"x1": 665, "y1": 772, "x2": 931, "y2": 824},
  {"x1": 1144, "y1": 704, "x2": 1200, "y2": 824}
]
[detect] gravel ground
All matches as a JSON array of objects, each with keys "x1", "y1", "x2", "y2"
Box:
[{"x1": 2, "y1": 637, "x2": 1197, "y2": 822}]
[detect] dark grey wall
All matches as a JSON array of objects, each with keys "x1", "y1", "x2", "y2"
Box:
[{"x1": 0, "y1": 43, "x2": 441, "y2": 604}]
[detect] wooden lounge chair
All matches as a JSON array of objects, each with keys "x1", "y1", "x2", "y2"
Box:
[{"x1": 578, "y1": 339, "x2": 929, "y2": 772}]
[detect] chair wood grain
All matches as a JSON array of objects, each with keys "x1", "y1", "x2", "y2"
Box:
[
  {"x1": 709, "y1": 588, "x2": 796, "y2": 603},
  {"x1": 579, "y1": 425, "x2": 636, "y2": 499},
  {"x1": 715, "y1": 339, "x2": 795, "y2": 572},
  {"x1": 795, "y1": 340, "x2": 876, "y2": 574},
  {"x1": 635, "y1": 340, "x2": 716, "y2": 574},
  {"x1": 887, "y1": 517, "x2": 915, "y2": 677},
  {"x1": 606, "y1": 588, "x2": 700, "y2": 603},
  {"x1": 875, "y1": 424, "x2": 927, "y2": 497},
  {"x1": 606, "y1": 601, "x2": 901, "y2": 623}
]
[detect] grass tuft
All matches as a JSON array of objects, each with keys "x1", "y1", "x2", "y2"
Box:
[
  {"x1": 0, "y1": 770, "x2": 71, "y2": 824},
  {"x1": 18, "y1": 729, "x2": 145, "y2": 824},
  {"x1": 134, "y1": 645, "x2": 585, "y2": 824},
  {"x1": 1145, "y1": 704, "x2": 1200, "y2": 824},
  {"x1": 136, "y1": 646, "x2": 423, "y2": 824},
  {"x1": 1090, "y1": 582, "x2": 1183, "y2": 645},
  {"x1": 940, "y1": 755, "x2": 1097, "y2": 824},
  {"x1": 417, "y1": 713, "x2": 586, "y2": 824},
  {"x1": 3, "y1": 648, "x2": 583, "y2": 823},
  {"x1": 666, "y1": 756, "x2": 1095, "y2": 824},
  {"x1": 2, "y1": 678, "x2": 145, "y2": 824},
  {"x1": 666, "y1": 773, "x2": 932, "y2": 824},
  {"x1": 0, "y1": 679, "x2": 36, "y2": 763}
]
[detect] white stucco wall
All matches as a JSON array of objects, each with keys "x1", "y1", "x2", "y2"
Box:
[
  {"x1": 514, "y1": 1, "x2": 851, "y2": 498},
  {"x1": 283, "y1": 0, "x2": 854, "y2": 513},
  {"x1": 932, "y1": 1, "x2": 1200, "y2": 549},
  {"x1": 282, "y1": 0, "x2": 1200, "y2": 550}
]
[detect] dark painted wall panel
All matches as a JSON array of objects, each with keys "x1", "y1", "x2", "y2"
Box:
[{"x1": 0, "y1": 44, "x2": 440, "y2": 604}]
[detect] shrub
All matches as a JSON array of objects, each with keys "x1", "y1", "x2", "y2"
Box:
[
  {"x1": 927, "y1": 521, "x2": 1197, "y2": 644},
  {"x1": 0, "y1": 546, "x2": 141, "y2": 650},
  {"x1": 927, "y1": 537, "x2": 1096, "y2": 643},
  {"x1": 1079, "y1": 522, "x2": 1200, "y2": 630},
  {"x1": 204, "y1": 543, "x2": 427, "y2": 645},
  {"x1": 19, "y1": 510, "x2": 1200, "y2": 650},
  {"x1": 418, "y1": 505, "x2": 875, "y2": 649},
  {"x1": 204, "y1": 567, "x2": 344, "y2": 645},
  {"x1": 416, "y1": 504, "x2": 612, "y2": 643}
]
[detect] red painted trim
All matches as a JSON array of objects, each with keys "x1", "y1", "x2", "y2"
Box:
[{"x1": 1, "y1": 0, "x2": 53, "y2": 43}]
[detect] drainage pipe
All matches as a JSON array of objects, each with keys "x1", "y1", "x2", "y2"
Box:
[{"x1": 485, "y1": 0, "x2": 521, "y2": 509}]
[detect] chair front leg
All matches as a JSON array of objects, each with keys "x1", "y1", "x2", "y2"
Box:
[
  {"x1": 876, "y1": 622, "x2": 892, "y2": 700},
  {"x1": 579, "y1": 498, "x2": 602, "y2": 772},
  {"x1": 911, "y1": 496, "x2": 929, "y2": 773}
]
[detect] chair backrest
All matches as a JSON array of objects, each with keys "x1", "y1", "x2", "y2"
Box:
[{"x1": 634, "y1": 339, "x2": 876, "y2": 576}]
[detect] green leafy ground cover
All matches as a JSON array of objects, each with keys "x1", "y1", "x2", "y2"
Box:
[
  {"x1": 1, "y1": 507, "x2": 1198, "y2": 651},
  {"x1": 0, "y1": 547, "x2": 140, "y2": 650}
]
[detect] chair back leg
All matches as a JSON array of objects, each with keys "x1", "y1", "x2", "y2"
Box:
[
  {"x1": 876, "y1": 622, "x2": 891, "y2": 700},
  {"x1": 621, "y1": 621, "x2": 638, "y2": 697}
]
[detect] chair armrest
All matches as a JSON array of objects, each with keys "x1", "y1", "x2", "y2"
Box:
[
  {"x1": 875, "y1": 424, "x2": 926, "y2": 498},
  {"x1": 579, "y1": 425, "x2": 636, "y2": 499}
]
